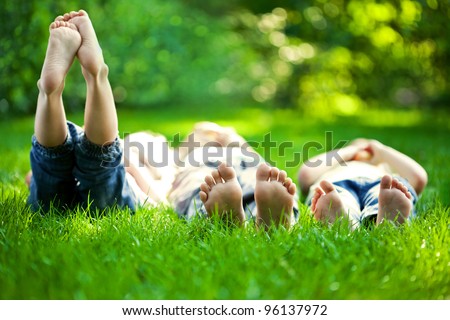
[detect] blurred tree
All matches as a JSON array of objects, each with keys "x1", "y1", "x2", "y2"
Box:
[
  {"x1": 0, "y1": 0, "x2": 257, "y2": 116},
  {"x1": 1, "y1": 0, "x2": 449, "y2": 117},
  {"x1": 186, "y1": 0, "x2": 450, "y2": 114}
]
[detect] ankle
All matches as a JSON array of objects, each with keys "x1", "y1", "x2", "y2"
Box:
[{"x1": 82, "y1": 62, "x2": 109, "y2": 81}]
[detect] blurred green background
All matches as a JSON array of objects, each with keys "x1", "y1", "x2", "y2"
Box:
[{"x1": 1, "y1": 0, "x2": 449, "y2": 116}]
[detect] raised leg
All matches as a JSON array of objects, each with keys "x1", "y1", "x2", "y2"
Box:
[
  {"x1": 34, "y1": 20, "x2": 81, "y2": 147},
  {"x1": 60, "y1": 10, "x2": 117, "y2": 145}
]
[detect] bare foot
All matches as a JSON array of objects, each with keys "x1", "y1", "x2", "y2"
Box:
[
  {"x1": 57, "y1": 10, "x2": 105, "y2": 76},
  {"x1": 39, "y1": 20, "x2": 81, "y2": 94},
  {"x1": 311, "y1": 180, "x2": 346, "y2": 223},
  {"x1": 199, "y1": 163, "x2": 245, "y2": 225},
  {"x1": 377, "y1": 175, "x2": 412, "y2": 225},
  {"x1": 254, "y1": 163, "x2": 296, "y2": 229}
]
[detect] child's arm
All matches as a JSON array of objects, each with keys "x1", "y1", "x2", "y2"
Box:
[
  {"x1": 367, "y1": 140, "x2": 428, "y2": 194},
  {"x1": 297, "y1": 145, "x2": 362, "y2": 196}
]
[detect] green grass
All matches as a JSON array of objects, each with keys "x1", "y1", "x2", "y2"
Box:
[{"x1": 1, "y1": 104, "x2": 449, "y2": 299}]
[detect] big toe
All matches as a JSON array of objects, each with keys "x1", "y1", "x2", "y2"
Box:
[
  {"x1": 217, "y1": 163, "x2": 236, "y2": 181},
  {"x1": 380, "y1": 175, "x2": 392, "y2": 190},
  {"x1": 319, "y1": 180, "x2": 335, "y2": 193},
  {"x1": 78, "y1": 9, "x2": 89, "y2": 16},
  {"x1": 287, "y1": 182, "x2": 296, "y2": 196},
  {"x1": 256, "y1": 163, "x2": 271, "y2": 181},
  {"x1": 199, "y1": 191, "x2": 208, "y2": 203}
]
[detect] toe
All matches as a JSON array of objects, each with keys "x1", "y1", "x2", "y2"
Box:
[
  {"x1": 380, "y1": 175, "x2": 392, "y2": 190},
  {"x1": 283, "y1": 177, "x2": 292, "y2": 189},
  {"x1": 211, "y1": 170, "x2": 222, "y2": 184},
  {"x1": 311, "y1": 188, "x2": 322, "y2": 212},
  {"x1": 63, "y1": 13, "x2": 71, "y2": 20},
  {"x1": 55, "y1": 15, "x2": 64, "y2": 22},
  {"x1": 319, "y1": 180, "x2": 335, "y2": 193},
  {"x1": 217, "y1": 163, "x2": 236, "y2": 181},
  {"x1": 288, "y1": 183, "x2": 296, "y2": 196},
  {"x1": 311, "y1": 187, "x2": 323, "y2": 211},
  {"x1": 311, "y1": 198, "x2": 317, "y2": 212},
  {"x1": 314, "y1": 186, "x2": 325, "y2": 197},
  {"x1": 205, "y1": 175, "x2": 215, "y2": 188},
  {"x1": 78, "y1": 9, "x2": 88, "y2": 16},
  {"x1": 199, "y1": 191, "x2": 208, "y2": 203},
  {"x1": 278, "y1": 170, "x2": 287, "y2": 183},
  {"x1": 401, "y1": 185, "x2": 408, "y2": 194},
  {"x1": 270, "y1": 167, "x2": 280, "y2": 181},
  {"x1": 256, "y1": 163, "x2": 271, "y2": 181},
  {"x1": 391, "y1": 178, "x2": 401, "y2": 188},
  {"x1": 200, "y1": 183, "x2": 210, "y2": 194},
  {"x1": 393, "y1": 179, "x2": 409, "y2": 196}
]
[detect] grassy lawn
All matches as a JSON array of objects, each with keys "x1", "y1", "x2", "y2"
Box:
[{"x1": 0, "y1": 104, "x2": 449, "y2": 299}]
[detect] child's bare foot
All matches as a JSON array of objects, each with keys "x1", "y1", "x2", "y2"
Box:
[
  {"x1": 377, "y1": 175, "x2": 412, "y2": 225},
  {"x1": 199, "y1": 163, "x2": 245, "y2": 225},
  {"x1": 255, "y1": 163, "x2": 296, "y2": 229},
  {"x1": 311, "y1": 180, "x2": 346, "y2": 223},
  {"x1": 39, "y1": 21, "x2": 81, "y2": 94},
  {"x1": 57, "y1": 10, "x2": 105, "y2": 76}
]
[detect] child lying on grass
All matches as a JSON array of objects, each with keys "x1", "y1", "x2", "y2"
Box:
[
  {"x1": 298, "y1": 139, "x2": 428, "y2": 228},
  {"x1": 28, "y1": 10, "x2": 136, "y2": 213},
  {"x1": 124, "y1": 122, "x2": 298, "y2": 229}
]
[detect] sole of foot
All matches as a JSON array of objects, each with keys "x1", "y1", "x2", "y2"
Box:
[
  {"x1": 39, "y1": 20, "x2": 81, "y2": 94},
  {"x1": 199, "y1": 163, "x2": 245, "y2": 225},
  {"x1": 56, "y1": 10, "x2": 105, "y2": 76},
  {"x1": 311, "y1": 180, "x2": 346, "y2": 224},
  {"x1": 377, "y1": 175, "x2": 412, "y2": 225},
  {"x1": 254, "y1": 163, "x2": 296, "y2": 230}
]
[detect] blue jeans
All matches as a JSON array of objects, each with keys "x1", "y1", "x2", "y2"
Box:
[{"x1": 28, "y1": 121, "x2": 136, "y2": 212}]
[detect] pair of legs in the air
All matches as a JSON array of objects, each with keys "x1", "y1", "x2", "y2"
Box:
[
  {"x1": 36, "y1": 10, "x2": 115, "y2": 148},
  {"x1": 29, "y1": 10, "x2": 135, "y2": 212}
]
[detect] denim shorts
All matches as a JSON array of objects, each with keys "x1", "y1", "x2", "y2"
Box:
[
  {"x1": 307, "y1": 176, "x2": 418, "y2": 226},
  {"x1": 28, "y1": 121, "x2": 136, "y2": 212}
]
